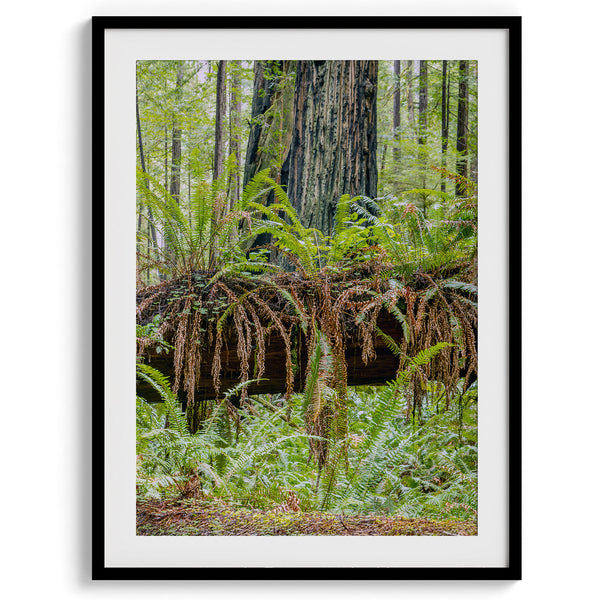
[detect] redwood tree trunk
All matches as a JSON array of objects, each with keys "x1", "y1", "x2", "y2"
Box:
[
  {"x1": 213, "y1": 60, "x2": 227, "y2": 184},
  {"x1": 282, "y1": 60, "x2": 378, "y2": 236},
  {"x1": 169, "y1": 63, "x2": 184, "y2": 204},
  {"x1": 228, "y1": 61, "x2": 242, "y2": 209},
  {"x1": 243, "y1": 60, "x2": 295, "y2": 188},
  {"x1": 210, "y1": 60, "x2": 227, "y2": 267},
  {"x1": 393, "y1": 60, "x2": 401, "y2": 163},
  {"x1": 418, "y1": 60, "x2": 428, "y2": 146},
  {"x1": 406, "y1": 60, "x2": 415, "y2": 132},
  {"x1": 243, "y1": 61, "x2": 295, "y2": 253},
  {"x1": 136, "y1": 83, "x2": 146, "y2": 232},
  {"x1": 441, "y1": 60, "x2": 449, "y2": 193},
  {"x1": 136, "y1": 85, "x2": 157, "y2": 248},
  {"x1": 469, "y1": 62, "x2": 478, "y2": 186},
  {"x1": 456, "y1": 60, "x2": 469, "y2": 196}
]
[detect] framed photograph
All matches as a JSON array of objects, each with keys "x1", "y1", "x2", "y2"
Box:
[{"x1": 92, "y1": 16, "x2": 521, "y2": 579}]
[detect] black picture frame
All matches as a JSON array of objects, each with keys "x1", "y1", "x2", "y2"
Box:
[{"x1": 92, "y1": 15, "x2": 521, "y2": 580}]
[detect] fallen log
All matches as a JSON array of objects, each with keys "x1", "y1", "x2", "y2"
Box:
[
  {"x1": 139, "y1": 314, "x2": 404, "y2": 402},
  {"x1": 136, "y1": 266, "x2": 477, "y2": 405},
  {"x1": 137, "y1": 313, "x2": 476, "y2": 402}
]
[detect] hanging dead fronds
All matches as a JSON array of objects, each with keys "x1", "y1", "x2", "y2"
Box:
[{"x1": 137, "y1": 258, "x2": 477, "y2": 448}]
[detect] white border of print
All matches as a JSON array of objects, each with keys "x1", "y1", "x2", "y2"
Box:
[{"x1": 104, "y1": 27, "x2": 508, "y2": 568}]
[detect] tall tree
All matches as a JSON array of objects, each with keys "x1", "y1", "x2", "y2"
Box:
[
  {"x1": 136, "y1": 70, "x2": 158, "y2": 284},
  {"x1": 163, "y1": 125, "x2": 169, "y2": 192},
  {"x1": 136, "y1": 81, "x2": 157, "y2": 248},
  {"x1": 213, "y1": 60, "x2": 227, "y2": 184},
  {"x1": 243, "y1": 60, "x2": 295, "y2": 187},
  {"x1": 393, "y1": 60, "x2": 401, "y2": 163},
  {"x1": 456, "y1": 60, "x2": 469, "y2": 196},
  {"x1": 136, "y1": 80, "x2": 146, "y2": 232},
  {"x1": 210, "y1": 60, "x2": 228, "y2": 266},
  {"x1": 283, "y1": 60, "x2": 378, "y2": 236},
  {"x1": 169, "y1": 62, "x2": 184, "y2": 204},
  {"x1": 440, "y1": 60, "x2": 449, "y2": 193},
  {"x1": 469, "y1": 62, "x2": 478, "y2": 186},
  {"x1": 418, "y1": 60, "x2": 428, "y2": 146},
  {"x1": 228, "y1": 61, "x2": 242, "y2": 209},
  {"x1": 406, "y1": 60, "x2": 415, "y2": 131}
]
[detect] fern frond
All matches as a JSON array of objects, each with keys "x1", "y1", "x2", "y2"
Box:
[
  {"x1": 410, "y1": 342, "x2": 453, "y2": 367},
  {"x1": 333, "y1": 194, "x2": 352, "y2": 238},
  {"x1": 136, "y1": 363, "x2": 188, "y2": 436},
  {"x1": 303, "y1": 329, "x2": 333, "y2": 421},
  {"x1": 440, "y1": 280, "x2": 478, "y2": 294}
]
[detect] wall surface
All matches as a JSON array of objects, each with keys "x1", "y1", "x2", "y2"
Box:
[{"x1": 1, "y1": 0, "x2": 598, "y2": 597}]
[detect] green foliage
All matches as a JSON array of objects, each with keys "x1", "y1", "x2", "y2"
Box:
[
  {"x1": 376, "y1": 60, "x2": 478, "y2": 200},
  {"x1": 243, "y1": 171, "x2": 418, "y2": 275},
  {"x1": 135, "y1": 59, "x2": 479, "y2": 525},
  {"x1": 136, "y1": 352, "x2": 477, "y2": 522},
  {"x1": 136, "y1": 365, "x2": 322, "y2": 505},
  {"x1": 326, "y1": 389, "x2": 477, "y2": 520},
  {"x1": 137, "y1": 156, "x2": 252, "y2": 278},
  {"x1": 136, "y1": 314, "x2": 173, "y2": 355},
  {"x1": 242, "y1": 170, "x2": 322, "y2": 275}
]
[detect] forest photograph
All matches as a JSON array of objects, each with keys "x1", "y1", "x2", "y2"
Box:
[{"x1": 134, "y1": 58, "x2": 478, "y2": 537}]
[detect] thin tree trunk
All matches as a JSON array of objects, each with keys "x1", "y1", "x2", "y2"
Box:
[
  {"x1": 169, "y1": 63, "x2": 184, "y2": 204},
  {"x1": 163, "y1": 126, "x2": 169, "y2": 191},
  {"x1": 188, "y1": 161, "x2": 192, "y2": 227},
  {"x1": 283, "y1": 60, "x2": 378, "y2": 236},
  {"x1": 418, "y1": 60, "x2": 428, "y2": 146},
  {"x1": 446, "y1": 65, "x2": 451, "y2": 176},
  {"x1": 213, "y1": 60, "x2": 227, "y2": 185},
  {"x1": 441, "y1": 60, "x2": 448, "y2": 193},
  {"x1": 418, "y1": 61, "x2": 429, "y2": 203},
  {"x1": 136, "y1": 84, "x2": 146, "y2": 232},
  {"x1": 136, "y1": 86, "x2": 157, "y2": 248},
  {"x1": 393, "y1": 60, "x2": 401, "y2": 163},
  {"x1": 228, "y1": 61, "x2": 242, "y2": 210},
  {"x1": 456, "y1": 60, "x2": 469, "y2": 196},
  {"x1": 156, "y1": 124, "x2": 168, "y2": 280},
  {"x1": 136, "y1": 73, "x2": 157, "y2": 285},
  {"x1": 406, "y1": 60, "x2": 415, "y2": 132},
  {"x1": 210, "y1": 60, "x2": 227, "y2": 267},
  {"x1": 469, "y1": 61, "x2": 478, "y2": 186}
]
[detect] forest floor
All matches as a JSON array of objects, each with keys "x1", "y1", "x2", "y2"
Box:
[{"x1": 137, "y1": 499, "x2": 477, "y2": 536}]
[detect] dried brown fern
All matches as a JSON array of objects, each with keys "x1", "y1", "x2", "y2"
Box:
[{"x1": 136, "y1": 260, "x2": 477, "y2": 439}]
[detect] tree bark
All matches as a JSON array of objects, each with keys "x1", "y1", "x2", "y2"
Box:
[
  {"x1": 406, "y1": 60, "x2": 415, "y2": 132},
  {"x1": 456, "y1": 60, "x2": 469, "y2": 196},
  {"x1": 213, "y1": 60, "x2": 227, "y2": 185},
  {"x1": 136, "y1": 84, "x2": 157, "y2": 249},
  {"x1": 241, "y1": 61, "x2": 295, "y2": 255},
  {"x1": 393, "y1": 60, "x2": 401, "y2": 163},
  {"x1": 136, "y1": 311, "x2": 476, "y2": 403},
  {"x1": 136, "y1": 83, "x2": 146, "y2": 232},
  {"x1": 418, "y1": 60, "x2": 428, "y2": 146},
  {"x1": 243, "y1": 60, "x2": 295, "y2": 188},
  {"x1": 228, "y1": 61, "x2": 242, "y2": 209},
  {"x1": 441, "y1": 60, "x2": 448, "y2": 193},
  {"x1": 283, "y1": 60, "x2": 378, "y2": 236},
  {"x1": 155, "y1": 124, "x2": 168, "y2": 279},
  {"x1": 163, "y1": 126, "x2": 169, "y2": 191},
  {"x1": 380, "y1": 144, "x2": 388, "y2": 175},
  {"x1": 469, "y1": 62, "x2": 478, "y2": 187},
  {"x1": 169, "y1": 63, "x2": 184, "y2": 204}
]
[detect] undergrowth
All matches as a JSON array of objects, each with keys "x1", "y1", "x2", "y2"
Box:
[
  {"x1": 136, "y1": 365, "x2": 477, "y2": 522},
  {"x1": 135, "y1": 168, "x2": 478, "y2": 526}
]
